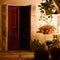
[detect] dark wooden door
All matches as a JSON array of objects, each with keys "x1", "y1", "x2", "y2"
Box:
[
  {"x1": 8, "y1": 6, "x2": 31, "y2": 50},
  {"x1": 8, "y1": 6, "x2": 20, "y2": 50}
]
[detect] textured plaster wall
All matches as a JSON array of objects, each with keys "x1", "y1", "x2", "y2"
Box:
[
  {"x1": 57, "y1": 14, "x2": 60, "y2": 33},
  {"x1": 1, "y1": 0, "x2": 42, "y2": 5},
  {"x1": 31, "y1": 5, "x2": 46, "y2": 43},
  {"x1": 0, "y1": 0, "x2": 42, "y2": 51},
  {"x1": 0, "y1": 0, "x2": 60, "y2": 51},
  {"x1": 0, "y1": 6, "x2": 2, "y2": 51}
]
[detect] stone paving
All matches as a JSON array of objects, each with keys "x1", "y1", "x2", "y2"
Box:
[{"x1": 0, "y1": 50, "x2": 34, "y2": 60}]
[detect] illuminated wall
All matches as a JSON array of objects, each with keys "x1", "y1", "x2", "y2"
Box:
[
  {"x1": 1, "y1": 0, "x2": 59, "y2": 43},
  {"x1": 0, "y1": 0, "x2": 60, "y2": 51},
  {"x1": 31, "y1": 4, "x2": 59, "y2": 43}
]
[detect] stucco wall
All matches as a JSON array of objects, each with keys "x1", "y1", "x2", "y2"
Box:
[
  {"x1": 0, "y1": 0, "x2": 42, "y2": 51},
  {"x1": 0, "y1": 6, "x2": 2, "y2": 51},
  {"x1": 1, "y1": 0, "x2": 41, "y2": 5},
  {"x1": 0, "y1": 0, "x2": 60, "y2": 51}
]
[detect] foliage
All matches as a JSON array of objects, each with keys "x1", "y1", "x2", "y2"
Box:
[
  {"x1": 38, "y1": 0, "x2": 55, "y2": 14},
  {"x1": 38, "y1": 0, "x2": 55, "y2": 22},
  {"x1": 33, "y1": 39, "x2": 46, "y2": 50},
  {"x1": 33, "y1": 39, "x2": 41, "y2": 47},
  {"x1": 33, "y1": 35, "x2": 59, "y2": 51},
  {"x1": 46, "y1": 35, "x2": 59, "y2": 48}
]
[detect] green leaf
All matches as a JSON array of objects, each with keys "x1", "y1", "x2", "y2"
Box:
[
  {"x1": 38, "y1": 5, "x2": 41, "y2": 7},
  {"x1": 48, "y1": 16, "x2": 50, "y2": 18},
  {"x1": 40, "y1": 10, "x2": 44, "y2": 13}
]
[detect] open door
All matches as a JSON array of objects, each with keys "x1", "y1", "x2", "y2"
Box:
[
  {"x1": 8, "y1": 6, "x2": 31, "y2": 50},
  {"x1": 8, "y1": 6, "x2": 19, "y2": 50}
]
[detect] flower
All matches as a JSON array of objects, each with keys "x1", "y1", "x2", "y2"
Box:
[{"x1": 37, "y1": 25, "x2": 56, "y2": 34}]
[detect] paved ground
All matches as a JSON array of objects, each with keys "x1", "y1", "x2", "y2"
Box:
[
  {"x1": 0, "y1": 50, "x2": 34, "y2": 60},
  {"x1": 0, "y1": 58, "x2": 34, "y2": 60}
]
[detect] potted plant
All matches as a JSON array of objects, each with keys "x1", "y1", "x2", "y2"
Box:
[
  {"x1": 33, "y1": 39, "x2": 49, "y2": 60},
  {"x1": 38, "y1": 0, "x2": 56, "y2": 21},
  {"x1": 33, "y1": 39, "x2": 48, "y2": 52},
  {"x1": 38, "y1": 0, "x2": 55, "y2": 15},
  {"x1": 37, "y1": 25, "x2": 56, "y2": 34}
]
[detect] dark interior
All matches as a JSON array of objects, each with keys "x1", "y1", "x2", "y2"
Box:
[{"x1": 19, "y1": 6, "x2": 31, "y2": 50}]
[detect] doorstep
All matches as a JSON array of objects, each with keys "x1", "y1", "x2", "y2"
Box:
[{"x1": 0, "y1": 50, "x2": 34, "y2": 58}]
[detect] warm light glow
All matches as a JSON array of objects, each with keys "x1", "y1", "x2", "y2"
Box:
[
  {"x1": 36, "y1": 5, "x2": 58, "y2": 30},
  {"x1": 31, "y1": 4, "x2": 59, "y2": 44},
  {"x1": 58, "y1": 25, "x2": 60, "y2": 34}
]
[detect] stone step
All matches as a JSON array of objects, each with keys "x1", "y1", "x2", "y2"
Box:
[{"x1": 0, "y1": 50, "x2": 34, "y2": 59}]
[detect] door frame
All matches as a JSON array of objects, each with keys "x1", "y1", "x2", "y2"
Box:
[
  {"x1": 8, "y1": 5, "x2": 31, "y2": 50},
  {"x1": 1, "y1": 5, "x2": 31, "y2": 51}
]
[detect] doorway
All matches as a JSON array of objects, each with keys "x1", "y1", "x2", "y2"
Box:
[
  {"x1": 19, "y1": 6, "x2": 31, "y2": 50},
  {"x1": 8, "y1": 6, "x2": 31, "y2": 50}
]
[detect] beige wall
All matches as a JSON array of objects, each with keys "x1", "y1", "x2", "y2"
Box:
[
  {"x1": 0, "y1": 0, "x2": 42, "y2": 51},
  {"x1": 0, "y1": 0, "x2": 60, "y2": 51},
  {"x1": 1, "y1": 0, "x2": 41, "y2": 5},
  {"x1": 0, "y1": 5, "x2": 2, "y2": 51}
]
